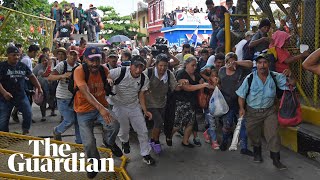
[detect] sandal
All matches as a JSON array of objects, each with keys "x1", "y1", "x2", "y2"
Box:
[{"x1": 181, "y1": 142, "x2": 194, "y2": 148}]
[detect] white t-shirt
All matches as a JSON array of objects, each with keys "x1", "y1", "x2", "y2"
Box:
[
  {"x1": 108, "y1": 67, "x2": 149, "y2": 107},
  {"x1": 235, "y1": 39, "x2": 248, "y2": 61},
  {"x1": 207, "y1": 55, "x2": 215, "y2": 66},
  {"x1": 175, "y1": 53, "x2": 184, "y2": 66},
  {"x1": 21, "y1": 55, "x2": 33, "y2": 71},
  {"x1": 54, "y1": 60, "x2": 78, "y2": 99}
]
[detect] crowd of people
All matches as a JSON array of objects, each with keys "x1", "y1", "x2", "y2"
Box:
[
  {"x1": 163, "y1": 5, "x2": 206, "y2": 27},
  {"x1": 50, "y1": 1, "x2": 102, "y2": 44},
  {"x1": 1, "y1": 0, "x2": 320, "y2": 179}
]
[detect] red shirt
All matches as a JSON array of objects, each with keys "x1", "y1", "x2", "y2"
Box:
[{"x1": 275, "y1": 47, "x2": 291, "y2": 73}]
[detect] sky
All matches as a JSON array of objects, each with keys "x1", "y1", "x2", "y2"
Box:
[{"x1": 48, "y1": 0, "x2": 139, "y2": 16}]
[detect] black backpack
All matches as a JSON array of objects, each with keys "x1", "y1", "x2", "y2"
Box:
[
  {"x1": 245, "y1": 71, "x2": 283, "y2": 99},
  {"x1": 242, "y1": 40, "x2": 254, "y2": 60},
  {"x1": 67, "y1": 63, "x2": 110, "y2": 106},
  {"x1": 243, "y1": 33, "x2": 262, "y2": 61}
]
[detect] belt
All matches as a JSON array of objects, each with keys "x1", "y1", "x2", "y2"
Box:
[{"x1": 246, "y1": 106, "x2": 272, "y2": 113}]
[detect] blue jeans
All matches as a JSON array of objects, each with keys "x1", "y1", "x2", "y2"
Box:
[
  {"x1": 0, "y1": 95, "x2": 32, "y2": 132},
  {"x1": 221, "y1": 107, "x2": 237, "y2": 145},
  {"x1": 204, "y1": 109, "x2": 217, "y2": 141},
  {"x1": 210, "y1": 28, "x2": 225, "y2": 50},
  {"x1": 77, "y1": 109, "x2": 120, "y2": 161},
  {"x1": 56, "y1": 99, "x2": 82, "y2": 144},
  {"x1": 221, "y1": 107, "x2": 248, "y2": 150},
  {"x1": 239, "y1": 118, "x2": 248, "y2": 150}
]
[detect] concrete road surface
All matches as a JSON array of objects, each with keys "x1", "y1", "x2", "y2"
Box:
[{"x1": 6, "y1": 105, "x2": 320, "y2": 180}]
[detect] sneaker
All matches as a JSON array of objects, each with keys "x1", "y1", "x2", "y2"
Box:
[
  {"x1": 105, "y1": 143, "x2": 123, "y2": 157},
  {"x1": 122, "y1": 141, "x2": 130, "y2": 154},
  {"x1": 22, "y1": 129, "x2": 29, "y2": 135},
  {"x1": 193, "y1": 137, "x2": 201, "y2": 147},
  {"x1": 53, "y1": 127, "x2": 62, "y2": 141},
  {"x1": 152, "y1": 143, "x2": 162, "y2": 154},
  {"x1": 203, "y1": 130, "x2": 210, "y2": 143},
  {"x1": 149, "y1": 139, "x2": 155, "y2": 147},
  {"x1": 211, "y1": 141, "x2": 220, "y2": 150},
  {"x1": 41, "y1": 118, "x2": 46, "y2": 122},
  {"x1": 143, "y1": 155, "x2": 155, "y2": 165}
]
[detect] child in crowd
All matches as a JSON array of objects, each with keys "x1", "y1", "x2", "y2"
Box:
[{"x1": 202, "y1": 69, "x2": 220, "y2": 150}]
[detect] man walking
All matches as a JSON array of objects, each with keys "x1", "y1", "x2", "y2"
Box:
[
  {"x1": 108, "y1": 55, "x2": 155, "y2": 165},
  {"x1": 48, "y1": 49, "x2": 82, "y2": 144},
  {"x1": 73, "y1": 47, "x2": 122, "y2": 178},
  {"x1": 86, "y1": 4, "x2": 99, "y2": 42},
  {"x1": 236, "y1": 54, "x2": 293, "y2": 170},
  {"x1": 0, "y1": 46, "x2": 42, "y2": 134}
]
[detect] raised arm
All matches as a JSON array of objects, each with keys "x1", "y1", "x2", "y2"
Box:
[{"x1": 302, "y1": 48, "x2": 320, "y2": 75}]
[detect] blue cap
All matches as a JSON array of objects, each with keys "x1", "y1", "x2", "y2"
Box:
[
  {"x1": 7, "y1": 46, "x2": 20, "y2": 54},
  {"x1": 83, "y1": 46, "x2": 102, "y2": 60}
]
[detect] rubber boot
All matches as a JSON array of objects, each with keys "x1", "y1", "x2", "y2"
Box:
[
  {"x1": 253, "y1": 146, "x2": 263, "y2": 163},
  {"x1": 270, "y1": 151, "x2": 287, "y2": 170}
]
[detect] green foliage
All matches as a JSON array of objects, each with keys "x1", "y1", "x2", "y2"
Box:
[
  {"x1": 2, "y1": 0, "x2": 51, "y2": 16},
  {"x1": 0, "y1": 0, "x2": 54, "y2": 56},
  {"x1": 98, "y1": 6, "x2": 146, "y2": 40}
]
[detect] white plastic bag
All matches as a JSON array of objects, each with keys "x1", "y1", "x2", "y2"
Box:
[{"x1": 208, "y1": 86, "x2": 229, "y2": 117}]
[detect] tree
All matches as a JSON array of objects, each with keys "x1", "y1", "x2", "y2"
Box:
[
  {"x1": 0, "y1": 0, "x2": 54, "y2": 56},
  {"x1": 98, "y1": 6, "x2": 144, "y2": 40},
  {"x1": 2, "y1": 0, "x2": 51, "y2": 16}
]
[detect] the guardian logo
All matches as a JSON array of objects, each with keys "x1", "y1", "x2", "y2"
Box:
[{"x1": 8, "y1": 138, "x2": 114, "y2": 173}]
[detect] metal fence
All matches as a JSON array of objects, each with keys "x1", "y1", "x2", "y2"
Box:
[
  {"x1": 225, "y1": 0, "x2": 320, "y2": 110},
  {"x1": 0, "y1": 131, "x2": 130, "y2": 180},
  {"x1": 0, "y1": 5, "x2": 55, "y2": 59}
]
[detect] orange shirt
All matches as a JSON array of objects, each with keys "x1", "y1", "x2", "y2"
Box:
[{"x1": 73, "y1": 64, "x2": 109, "y2": 113}]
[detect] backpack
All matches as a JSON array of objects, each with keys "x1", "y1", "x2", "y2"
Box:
[
  {"x1": 242, "y1": 32, "x2": 262, "y2": 61},
  {"x1": 242, "y1": 40, "x2": 254, "y2": 60},
  {"x1": 245, "y1": 71, "x2": 283, "y2": 99},
  {"x1": 67, "y1": 63, "x2": 109, "y2": 106},
  {"x1": 278, "y1": 85, "x2": 302, "y2": 127}
]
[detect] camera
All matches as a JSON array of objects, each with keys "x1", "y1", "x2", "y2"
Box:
[{"x1": 151, "y1": 37, "x2": 169, "y2": 57}]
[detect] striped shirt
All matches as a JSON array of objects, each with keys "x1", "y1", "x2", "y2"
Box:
[
  {"x1": 54, "y1": 60, "x2": 77, "y2": 99},
  {"x1": 108, "y1": 67, "x2": 149, "y2": 108}
]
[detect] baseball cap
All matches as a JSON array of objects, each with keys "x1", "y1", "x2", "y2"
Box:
[
  {"x1": 132, "y1": 49, "x2": 140, "y2": 56},
  {"x1": 83, "y1": 46, "x2": 102, "y2": 60},
  {"x1": 7, "y1": 46, "x2": 20, "y2": 54},
  {"x1": 131, "y1": 55, "x2": 146, "y2": 66},
  {"x1": 183, "y1": 53, "x2": 195, "y2": 61},
  {"x1": 245, "y1": 31, "x2": 255, "y2": 37},
  {"x1": 67, "y1": 46, "x2": 79, "y2": 55},
  {"x1": 108, "y1": 50, "x2": 118, "y2": 58},
  {"x1": 255, "y1": 52, "x2": 269, "y2": 62}
]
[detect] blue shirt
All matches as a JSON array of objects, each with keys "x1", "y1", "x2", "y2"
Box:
[{"x1": 235, "y1": 70, "x2": 288, "y2": 109}]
